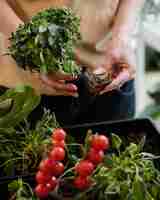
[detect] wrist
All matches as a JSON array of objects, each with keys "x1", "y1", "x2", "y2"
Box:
[
  {"x1": 111, "y1": 25, "x2": 138, "y2": 51},
  {"x1": 111, "y1": 24, "x2": 131, "y2": 41}
]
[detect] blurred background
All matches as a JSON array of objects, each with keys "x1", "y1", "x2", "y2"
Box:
[{"x1": 136, "y1": 0, "x2": 160, "y2": 121}]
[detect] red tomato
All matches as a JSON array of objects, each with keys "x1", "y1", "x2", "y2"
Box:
[
  {"x1": 74, "y1": 176, "x2": 91, "y2": 190},
  {"x1": 35, "y1": 184, "x2": 49, "y2": 198},
  {"x1": 50, "y1": 147, "x2": 65, "y2": 161},
  {"x1": 52, "y1": 162, "x2": 64, "y2": 176},
  {"x1": 87, "y1": 148, "x2": 104, "y2": 165},
  {"x1": 53, "y1": 140, "x2": 65, "y2": 148},
  {"x1": 75, "y1": 160, "x2": 94, "y2": 177},
  {"x1": 36, "y1": 171, "x2": 51, "y2": 184},
  {"x1": 39, "y1": 159, "x2": 56, "y2": 173},
  {"x1": 91, "y1": 135, "x2": 109, "y2": 151},
  {"x1": 52, "y1": 128, "x2": 66, "y2": 141},
  {"x1": 46, "y1": 176, "x2": 57, "y2": 191}
]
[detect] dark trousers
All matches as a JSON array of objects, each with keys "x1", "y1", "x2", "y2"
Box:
[{"x1": 32, "y1": 75, "x2": 135, "y2": 126}]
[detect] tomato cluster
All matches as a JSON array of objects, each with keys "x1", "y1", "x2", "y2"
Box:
[
  {"x1": 74, "y1": 134, "x2": 109, "y2": 190},
  {"x1": 35, "y1": 128, "x2": 66, "y2": 199},
  {"x1": 35, "y1": 129, "x2": 110, "y2": 198}
]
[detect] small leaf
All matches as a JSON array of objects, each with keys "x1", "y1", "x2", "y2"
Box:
[
  {"x1": 40, "y1": 51, "x2": 45, "y2": 63},
  {"x1": 84, "y1": 129, "x2": 93, "y2": 154},
  {"x1": 103, "y1": 155, "x2": 113, "y2": 168},
  {"x1": 48, "y1": 36, "x2": 54, "y2": 46},
  {"x1": 111, "y1": 133, "x2": 122, "y2": 150},
  {"x1": 132, "y1": 175, "x2": 145, "y2": 200},
  {"x1": 8, "y1": 179, "x2": 23, "y2": 192},
  {"x1": 39, "y1": 25, "x2": 47, "y2": 33}
]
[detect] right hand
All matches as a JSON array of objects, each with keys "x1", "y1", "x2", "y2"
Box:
[{"x1": 40, "y1": 71, "x2": 78, "y2": 97}]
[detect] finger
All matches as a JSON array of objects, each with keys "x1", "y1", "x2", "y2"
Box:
[
  {"x1": 41, "y1": 75, "x2": 78, "y2": 92},
  {"x1": 41, "y1": 72, "x2": 77, "y2": 82},
  {"x1": 43, "y1": 85, "x2": 79, "y2": 97},
  {"x1": 54, "y1": 71, "x2": 78, "y2": 80},
  {"x1": 100, "y1": 69, "x2": 130, "y2": 95}
]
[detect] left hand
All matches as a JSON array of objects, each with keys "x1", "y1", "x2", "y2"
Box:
[{"x1": 96, "y1": 33, "x2": 136, "y2": 95}]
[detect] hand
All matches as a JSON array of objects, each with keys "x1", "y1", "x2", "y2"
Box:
[
  {"x1": 96, "y1": 33, "x2": 136, "y2": 95},
  {"x1": 40, "y1": 71, "x2": 78, "y2": 97}
]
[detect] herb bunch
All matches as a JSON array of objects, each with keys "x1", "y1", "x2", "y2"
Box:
[{"x1": 9, "y1": 8, "x2": 81, "y2": 74}]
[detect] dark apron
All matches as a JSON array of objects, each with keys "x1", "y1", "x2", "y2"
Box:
[{"x1": 31, "y1": 75, "x2": 135, "y2": 126}]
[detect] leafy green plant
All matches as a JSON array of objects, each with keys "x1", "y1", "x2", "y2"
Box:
[
  {"x1": 6, "y1": 133, "x2": 160, "y2": 200},
  {"x1": 8, "y1": 7, "x2": 81, "y2": 74},
  {"x1": 0, "y1": 109, "x2": 60, "y2": 176},
  {"x1": 73, "y1": 134, "x2": 160, "y2": 200}
]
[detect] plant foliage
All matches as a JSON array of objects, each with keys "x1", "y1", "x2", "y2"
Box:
[{"x1": 9, "y1": 7, "x2": 81, "y2": 74}]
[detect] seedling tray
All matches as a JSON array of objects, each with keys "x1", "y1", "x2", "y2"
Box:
[{"x1": 1, "y1": 118, "x2": 160, "y2": 199}]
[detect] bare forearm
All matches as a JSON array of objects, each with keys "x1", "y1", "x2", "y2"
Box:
[
  {"x1": 0, "y1": 1, "x2": 42, "y2": 91},
  {"x1": 1, "y1": 0, "x2": 22, "y2": 38},
  {"x1": 112, "y1": 0, "x2": 145, "y2": 37}
]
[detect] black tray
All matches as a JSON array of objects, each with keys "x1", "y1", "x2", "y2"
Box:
[{"x1": 1, "y1": 118, "x2": 160, "y2": 199}]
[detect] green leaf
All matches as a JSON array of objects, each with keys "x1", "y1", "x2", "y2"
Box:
[
  {"x1": 132, "y1": 175, "x2": 145, "y2": 200},
  {"x1": 0, "y1": 86, "x2": 40, "y2": 128},
  {"x1": 8, "y1": 179, "x2": 23, "y2": 192},
  {"x1": 48, "y1": 36, "x2": 54, "y2": 46},
  {"x1": 48, "y1": 24, "x2": 59, "y2": 35},
  {"x1": 39, "y1": 25, "x2": 47, "y2": 33},
  {"x1": 111, "y1": 133, "x2": 122, "y2": 151},
  {"x1": 103, "y1": 155, "x2": 113, "y2": 168},
  {"x1": 84, "y1": 129, "x2": 93, "y2": 154}
]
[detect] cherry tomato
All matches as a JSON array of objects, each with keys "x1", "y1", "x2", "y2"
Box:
[
  {"x1": 36, "y1": 171, "x2": 51, "y2": 184},
  {"x1": 91, "y1": 135, "x2": 109, "y2": 151},
  {"x1": 75, "y1": 160, "x2": 94, "y2": 177},
  {"x1": 74, "y1": 176, "x2": 91, "y2": 190},
  {"x1": 35, "y1": 184, "x2": 49, "y2": 198},
  {"x1": 53, "y1": 140, "x2": 65, "y2": 148},
  {"x1": 46, "y1": 176, "x2": 57, "y2": 191},
  {"x1": 87, "y1": 148, "x2": 104, "y2": 165},
  {"x1": 50, "y1": 147, "x2": 65, "y2": 161},
  {"x1": 39, "y1": 159, "x2": 56, "y2": 173},
  {"x1": 52, "y1": 162, "x2": 64, "y2": 176},
  {"x1": 52, "y1": 128, "x2": 66, "y2": 141}
]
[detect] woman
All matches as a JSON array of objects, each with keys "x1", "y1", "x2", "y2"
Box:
[{"x1": 0, "y1": 0, "x2": 145, "y2": 125}]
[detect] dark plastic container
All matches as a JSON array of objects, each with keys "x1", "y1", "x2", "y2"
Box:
[{"x1": 1, "y1": 118, "x2": 160, "y2": 199}]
